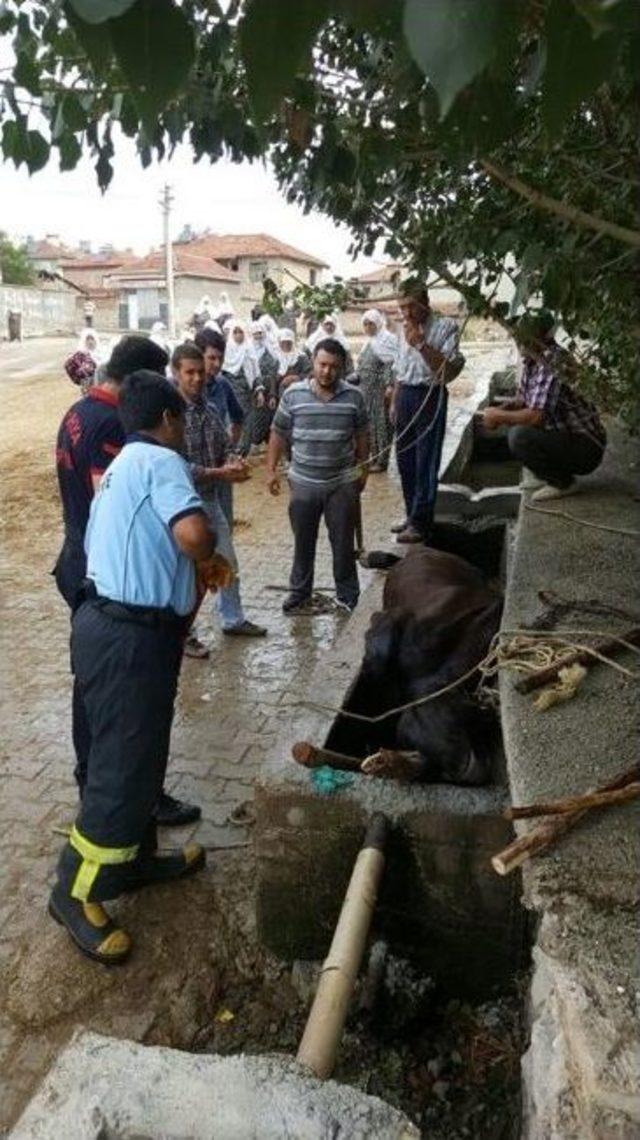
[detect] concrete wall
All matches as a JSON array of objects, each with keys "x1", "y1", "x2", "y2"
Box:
[
  {"x1": 0, "y1": 284, "x2": 77, "y2": 337},
  {"x1": 500, "y1": 423, "x2": 640, "y2": 1138},
  {"x1": 174, "y1": 276, "x2": 243, "y2": 327}
]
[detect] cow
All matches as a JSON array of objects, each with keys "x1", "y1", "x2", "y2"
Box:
[{"x1": 354, "y1": 547, "x2": 502, "y2": 786}]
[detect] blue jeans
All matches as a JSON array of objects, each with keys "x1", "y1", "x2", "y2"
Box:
[
  {"x1": 395, "y1": 384, "x2": 448, "y2": 536},
  {"x1": 202, "y1": 496, "x2": 245, "y2": 630}
]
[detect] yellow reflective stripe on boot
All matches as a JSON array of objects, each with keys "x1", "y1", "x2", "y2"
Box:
[
  {"x1": 70, "y1": 826, "x2": 139, "y2": 865},
  {"x1": 72, "y1": 859, "x2": 100, "y2": 901}
]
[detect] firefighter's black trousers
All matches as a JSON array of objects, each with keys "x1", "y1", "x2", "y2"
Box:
[{"x1": 56, "y1": 598, "x2": 185, "y2": 902}]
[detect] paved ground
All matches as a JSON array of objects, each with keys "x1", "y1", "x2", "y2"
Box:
[{"x1": 0, "y1": 335, "x2": 510, "y2": 1132}]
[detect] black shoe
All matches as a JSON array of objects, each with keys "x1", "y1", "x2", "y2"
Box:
[
  {"x1": 122, "y1": 844, "x2": 206, "y2": 892},
  {"x1": 282, "y1": 594, "x2": 311, "y2": 614},
  {"x1": 390, "y1": 519, "x2": 408, "y2": 534},
  {"x1": 223, "y1": 620, "x2": 268, "y2": 637},
  {"x1": 48, "y1": 885, "x2": 132, "y2": 964},
  {"x1": 396, "y1": 524, "x2": 424, "y2": 544},
  {"x1": 154, "y1": 792, "x2": 201, "y2": 827}
]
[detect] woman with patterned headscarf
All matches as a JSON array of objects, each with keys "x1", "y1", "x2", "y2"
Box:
[
  {"x1": 222, "y1": 319, "x2": 259, "y2": 456},
  {"x1": 63, "y1": 329, "x2": 104, "y2": 394},
  {"x1": 355, "y1": 308, "x2": 398, "y2": 472}
]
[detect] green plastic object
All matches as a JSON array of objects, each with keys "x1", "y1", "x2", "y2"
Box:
[{"x1": 310, "y1": 765, "x2": 355, "y2": 795}]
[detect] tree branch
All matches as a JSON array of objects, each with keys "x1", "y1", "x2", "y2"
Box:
[{"x1": 481, "y1": 159, "x2": 640, "y2": 249}]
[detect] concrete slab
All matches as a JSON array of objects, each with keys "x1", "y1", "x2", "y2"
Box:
[{"x1": 10, "y1": 1030, "x2": 419, "y2": 1140}]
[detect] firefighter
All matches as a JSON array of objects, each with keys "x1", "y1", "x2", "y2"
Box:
[{"x1": 49, "y1": 370, "x2": 227, "y2": 963}]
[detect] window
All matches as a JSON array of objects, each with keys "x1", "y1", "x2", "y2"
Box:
[
  {"x1": 309, "y1": 269, "x2": 317, "y2": 286},
  {"x1": 249, "y1": 259, "x2": 268, "y2": 283}
]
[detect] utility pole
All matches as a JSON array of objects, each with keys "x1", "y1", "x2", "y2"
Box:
[{"x1": 160, "y1": 183, "x2": 176, "y2": 339}]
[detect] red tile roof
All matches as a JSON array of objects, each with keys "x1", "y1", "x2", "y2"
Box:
[
  {"x1": 175, "y1": 232, "x2": 328, "y2": 269},
  {"x1": 354, "y1": 262, "x2": 404, "y2": 284},
  {"x1": 105, "y1": 248, "x2": 239, "y2": 283}
]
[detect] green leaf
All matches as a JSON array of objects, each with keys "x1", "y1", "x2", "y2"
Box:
[
  {"x1": 95, "y1": 148, "x2": 114, "y2": 190},
  {"x1": 65, "y1": 2, "x2": 114, "y2": 73},
  {"x1": 109, "y1": 0, "x2": 195, "y2": 123},
  {"x1": 403, "y1": 0, "x2": 505, "y2": 117},
  {"x1": 2, "y1": 119, "x2": 21, "y2": 161},
  {"x1": 542, "y1": 0, "x2": 619, "y2": 134},
  {"x1": 58, "y1": 133, "x2": 82, "y2": 171},
  {"x1": 240, "y1": 0, "x2": 331, "y2": 121},
  {"x1": 336, "y1": 0, "x2": 403, "y2": 36},
  {"x1": 24, "y1": 129, "x2": 49, "y2": 173},
  {"x1": 14, "y1": 50, "x2": 41, "y2": 95},
  {"x1": 68, "y1": 0, "x2": 136, "y2": 24}
]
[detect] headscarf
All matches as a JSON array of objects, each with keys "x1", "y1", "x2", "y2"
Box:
[
  {"x1": 196, "y1": 295, "x2": 212, "y2": 316},
  {"x1": 223, "y1": 320, "x2": 259, "y2": 383},
  {"x1": 361, "y1": 308, "x2": 399, "y2": 365},
  {"x1": 149, "y1": 321, "x2": 169, "y2": 351},
  {"x1": 306, "y1": 313, "x2": 349, "y2": 353},
  {"x1": 203, "y1": 318, "x2": 222, "y2": 333},
  {"x1": 276, "y1": 328, "x2": 300, "y2": 374},
  {"x1": 77, "y1": 328, "x2": 102, "y2": 360},
  {"x1": 250, "y1": 320, "x2": 269, "y2": 360},
  {"x1": 258, "y1": 313, "x2": 279, "y2": 351},
  {"x1": 215, "y1": 291, "x2": 235, "y2": 325}
]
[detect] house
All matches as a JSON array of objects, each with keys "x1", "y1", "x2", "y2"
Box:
[
  {"x1": 174, "y1": 232, "x2": 328, "y2": 308},
  {"x1": 104, "y1": 248, "x2": 241, "y2": 331}
]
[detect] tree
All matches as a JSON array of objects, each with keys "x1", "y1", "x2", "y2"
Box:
[
  {"x1": 0, "y1": 232, "x2": 35, "y2": 285},
  {"x1": 0, "y1": 0, "x2": 638, "y2": 418}
]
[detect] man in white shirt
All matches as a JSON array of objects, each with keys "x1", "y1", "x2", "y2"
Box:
[{"x1": 390, "y1": 283, "x2": 464, "y2": 543}]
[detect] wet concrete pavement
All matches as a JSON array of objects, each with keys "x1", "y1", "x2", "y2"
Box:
[{"x1": 0, "y1": 336, "x2": 511, "y2": 1130}]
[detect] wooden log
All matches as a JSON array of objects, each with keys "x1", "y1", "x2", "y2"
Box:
[
  {"x1": 493, "y1": 762, "x2": 640, "y2": 876},
  {"x1": 297, "y1": 814, "x2": 388, "y2": 1080},
  {"x1": 506, "y1": 782, "x2": 640, "y2": 820},
  {"x1": 514, "y1": 627, "x2": 640, "y2": 694},
  {"x1": 291, "y1": 741, "x2": 363, "y2": 772}
]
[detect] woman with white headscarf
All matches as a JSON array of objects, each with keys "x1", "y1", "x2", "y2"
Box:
[
  {"x1": 222, "y1": 319, "x2": 259, "y2": 456},
  {"x1": 276, "y1": 328, "x2": 310, "y2": 397},
  {"x1": 257, "y1": 312, "x2": 279, "y2": 353},
  {"x1": 193, "y1": 295, "x2": 213, "y2": 332},
  {"x1": 305, "y1": 313, "x2": 354, "y2": 374},
  {"x1": 355, "y1": 308, "x2": 398, "y2": 472},
  {"x1": 250, "y1": 320, "x2": 279, "y2": 444}
]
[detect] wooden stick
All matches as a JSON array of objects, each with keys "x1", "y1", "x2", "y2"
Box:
[
  {"x1": 506, "y1": 782, "x2": 640, "y2": 820},
  {"x1": 292, "y1": 741, "x2": 363, "y2": 772},
  {"x1": 297, "y1": 814, "x2": 388, "y2": 1079},
  {"x1": 493, "y1": 762, "x2": 639, "y2": 875},
  {"x1": 514, "y1": 627, "x2": 640, "y2": 694}
]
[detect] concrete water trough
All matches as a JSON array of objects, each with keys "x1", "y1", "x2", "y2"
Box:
[{"x1": 255, "y1": 514, "x2": 530, "y2": 1000}]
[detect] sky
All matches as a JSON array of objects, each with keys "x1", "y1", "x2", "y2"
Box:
[{"x1": 0, "y1": 135, "x2": 384, "y2": 278}]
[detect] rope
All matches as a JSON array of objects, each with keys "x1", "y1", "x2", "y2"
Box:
[
  {"x1": 524, "y1": 502, "x2": 640, "y2": 538},
  {"x1": 293, "y1": 625, "x2": 640, "y2": 724}
]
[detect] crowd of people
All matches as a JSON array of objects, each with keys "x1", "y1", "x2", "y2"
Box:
[{"x1": 50, "y1": 281, "x2": 606, "y2": 963}]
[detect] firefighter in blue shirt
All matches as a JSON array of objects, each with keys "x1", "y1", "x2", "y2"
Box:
[{"x1": 49, "y1": 371, "x2": 230, "y2": 964}]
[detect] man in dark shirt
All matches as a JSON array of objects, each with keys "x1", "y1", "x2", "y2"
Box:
[{"x1": 54, "y1": 336, "x2": 201, "y2": 828}]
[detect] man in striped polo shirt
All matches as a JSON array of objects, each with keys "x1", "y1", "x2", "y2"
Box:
[{"x1": 266, "y1": 338, "x2": 370, "y2": 614}]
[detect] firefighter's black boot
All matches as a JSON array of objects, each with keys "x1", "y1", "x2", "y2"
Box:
[
  {"x1": 48, "y1": 884, "x2": 132, "y2": 965},
  {"x1": 121, "y1": 843, "x2": 206, "y2": 892}
]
